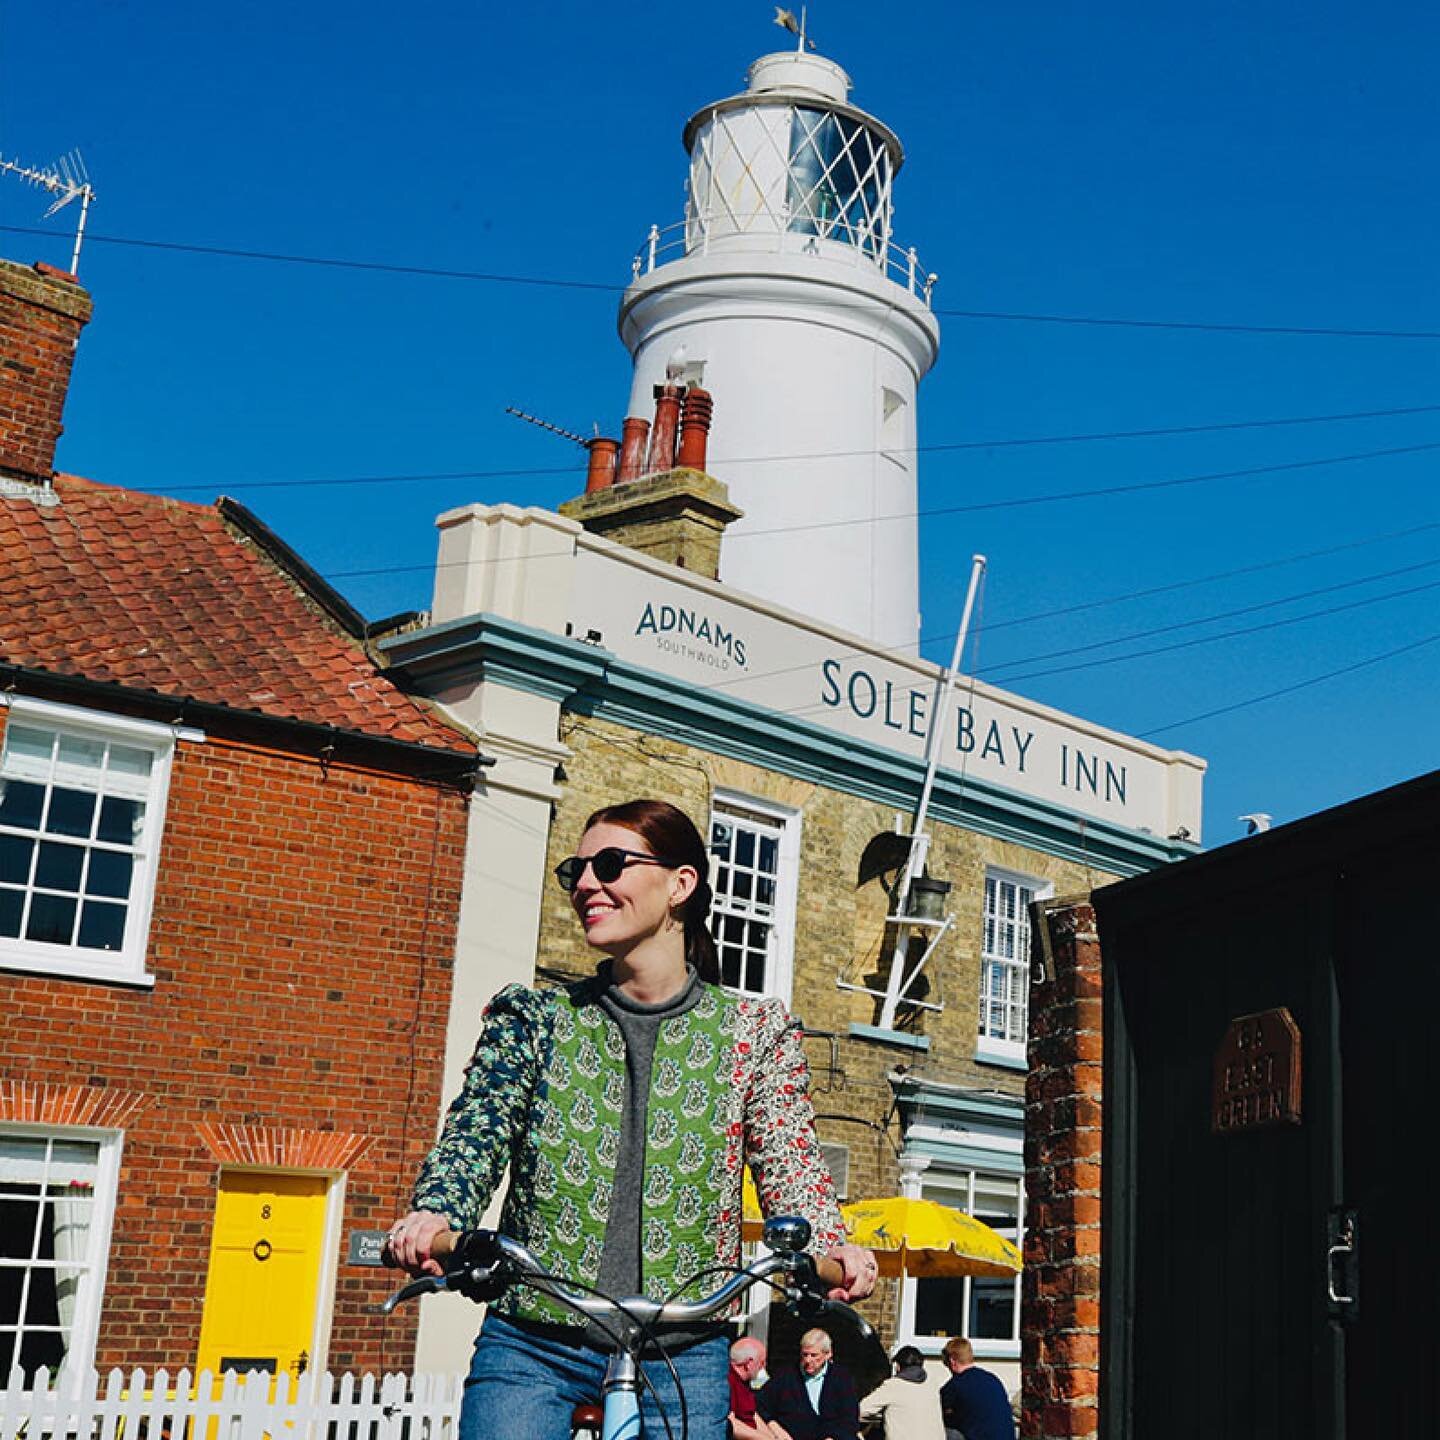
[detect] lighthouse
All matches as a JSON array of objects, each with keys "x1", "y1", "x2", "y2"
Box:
[{"x1": 619, "y1": 40, "x2": 940, "y2": 653}]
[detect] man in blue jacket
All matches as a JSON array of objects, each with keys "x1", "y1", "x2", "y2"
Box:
[
  {"x1": 757, "y1": 1328, "x2": 860, "y2": 1440},
  {"x1": 939, "y1": 1337, "x2": 1015, "y2": 1440}
]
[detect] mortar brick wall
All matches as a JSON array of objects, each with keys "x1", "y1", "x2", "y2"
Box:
[
  {"x1": 538, "y1": 713, "x2": 1120, "y2": 1353},
  {"x1": 1022, "y1": 900, "x2": 1102, "y2": 1440},
  {"x1": 0, "y1": 707, "x2": 469, "y2": 1373},
  {"x1": 0, "y1": 260, "x2": 92, "y2": 484}
]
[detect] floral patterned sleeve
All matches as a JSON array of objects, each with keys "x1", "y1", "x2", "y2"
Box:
[
  {"x1": 744, "y1": 1000, "x2": 846, "y2": 1251},
  {"x1": 410, "y1": 984, "x2": 546, "y2": 1230}
]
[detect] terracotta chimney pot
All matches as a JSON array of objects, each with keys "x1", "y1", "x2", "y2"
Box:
[
  {"x1": 617, "y1": 417, "x2": 651, "y2": 483},
  {"x1": 584, "y1": 437, "x2": 620, "y2": 493},
  {"x1": 677, "y1": 387, "x2": 714, "y2": 470},
  {"x1": 646, "y1": 383, "x2": 685, "y2": 475}
]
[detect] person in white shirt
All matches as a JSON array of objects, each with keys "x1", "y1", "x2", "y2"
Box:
[{"x1": 858, "y1": 1345, "x2": 946, "y2": 1440}]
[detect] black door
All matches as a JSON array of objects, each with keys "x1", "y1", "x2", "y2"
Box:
[
  {"x1": 1097, "y1": 774, "x2": 1440, "y2": 1439},
  {"x1": 1333, "y1": 829, "x2": 1440, "y2": 1438},
  {"x1": 1098, "y1": 868, "x2": 1344, "y2": 1440}
]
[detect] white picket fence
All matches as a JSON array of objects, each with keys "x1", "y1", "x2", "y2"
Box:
[{"x1": 0, "y1": 1368, "x2": 465, "y2": 1440}]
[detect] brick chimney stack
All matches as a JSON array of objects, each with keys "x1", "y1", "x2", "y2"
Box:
[
  {"x1": 559, "y1": 386, "x2": 742, "y2": 580},
  {"x1": 0, "y1": 259, "x2": 93, "y2": 487}
]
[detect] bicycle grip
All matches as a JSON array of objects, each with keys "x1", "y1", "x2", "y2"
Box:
[{"x1": 811, "y1": 1254, "x2": 848, "y2": 1291}]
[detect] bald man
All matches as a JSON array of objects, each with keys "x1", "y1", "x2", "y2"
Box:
[{"x1": 729, "y1": 1337, "x2": 780, "y2": 1439}]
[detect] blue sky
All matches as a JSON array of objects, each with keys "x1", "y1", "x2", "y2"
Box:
[{"x1": 3, "y1": 0, "x2": 1437, "y2": 846}]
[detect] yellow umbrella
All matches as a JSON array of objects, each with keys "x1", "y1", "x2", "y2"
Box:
[
  {"x1": 841, "y1": 1196, "x2": 1022, "y2": 1279},
  {"x1": 742, "y1": 1166, "x2": 765, "y2": 1242}
]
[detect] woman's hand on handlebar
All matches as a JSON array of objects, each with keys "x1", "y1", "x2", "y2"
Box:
[
  {"x1": 384, "y1": 1210, "x2": 455, "y2": 1277},
  {"x1": 821, "y1": 1242, "x2": 880, "y2": 1302}
]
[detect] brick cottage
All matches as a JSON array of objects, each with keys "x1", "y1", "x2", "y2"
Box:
[{"x1": 0, "y1": 256, "x2": 478, "y2": 1379}]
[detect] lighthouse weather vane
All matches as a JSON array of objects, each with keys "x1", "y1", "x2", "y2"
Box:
[
  {"x1": 773, "y1": 6, "x2": 816, "y2": 51},
  {"x1": 0, "y1": 149, "x2": 96, "y2": 275}
]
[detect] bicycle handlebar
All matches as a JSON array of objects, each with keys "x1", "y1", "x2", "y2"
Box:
[{"x1": 380, "y1": 1217, "x2": 863, "y2": 1340}]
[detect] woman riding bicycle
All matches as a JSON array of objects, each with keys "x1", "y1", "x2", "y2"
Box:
[{"x1": 385, "y1": 798, "x2": 878, "y2": 1439}]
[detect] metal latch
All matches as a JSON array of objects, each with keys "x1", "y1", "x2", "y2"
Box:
[{"x1": 1326, "y1": 1206, "x2": 1359, "y2": 1318}]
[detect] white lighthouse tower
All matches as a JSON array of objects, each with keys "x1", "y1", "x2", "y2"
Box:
[{"x1": 620, "y1": 38, "x2": 940, "y2": 652}]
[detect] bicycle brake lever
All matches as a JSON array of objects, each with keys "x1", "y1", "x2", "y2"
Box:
[{"x1": 378, "y1": 1274, "x2": 450, "y2": 1314}]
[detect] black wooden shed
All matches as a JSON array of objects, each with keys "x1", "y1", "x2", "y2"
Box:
[{"x1": 1092, "y1": 767, "x2": 1440, "y2": 1439}]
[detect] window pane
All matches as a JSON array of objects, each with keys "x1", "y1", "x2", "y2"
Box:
[
  {"x1": 96, "y1": 797, "x2": 143, "y2": 846},
  {"x1": 0, "y1": 1192, "x2": 41, "y2": 1258},
  {"x1": 45, "y1": 789, "x2": 96, "y2": 840},
  {"x1": 34, "y1": 843, "x2": 84, "y2": 894},
  {"x1": 106, "y1": 745, "x2": 152, "y2": 781},
  {"x1": 0, "y1": 781, "x2": 44, "y2": 832},
  {"x1": 54, "y1": 736, "x2": 105, "y2": 778},
  {"x1": 78, "y1": 902, "x2": 126, "y2": 952},
  {"x1": 970, "y1": 1277, "x2": 1016, "y2": 1339},
  {"x1": 914, "y1": 1275, "x2": 966, "y2": 1338},
  {"x1": 0, "y1": 836, "x2": 34, "y2": 885},
  {"x1": 0, "y1": 889, "x2": 22, "y2": 938},
  {"x1": 3, "y1": 727, "x2": 54, "y2": 778},
  {"x1": 26, "y1": 894, "x2": 77, "y2": 945},
  {"x1": 85, "y1": 851, "x2": 132, "y2": 900}
]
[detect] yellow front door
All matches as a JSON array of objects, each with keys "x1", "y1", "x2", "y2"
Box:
[{"x1": 196, "y1": 1171, "x2": 329, "y2": 1382}]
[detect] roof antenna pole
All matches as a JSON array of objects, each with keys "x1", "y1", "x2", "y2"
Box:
[
  {"x1": 878, "y1": 553, "x2": 987, "y2": 1031},
  {"x1": 0, "y1": 149, "x2": 96, "y2": 274}
]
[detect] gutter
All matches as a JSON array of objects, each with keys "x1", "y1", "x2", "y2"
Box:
[{"x1": 0, "y1": 661, "x2": 494, "y2": 787}]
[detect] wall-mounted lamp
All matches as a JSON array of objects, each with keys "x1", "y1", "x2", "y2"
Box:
[{"x1": 906, "y1": 874, "x2": 951, "y2": 922}]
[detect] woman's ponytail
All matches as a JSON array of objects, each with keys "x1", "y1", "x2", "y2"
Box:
[
  {"x1": 582, "y1": 797, "x2": 722, "y2": 986},
  {"x1": 683, "y1": 878, "x2": 720, "y2": 984}
]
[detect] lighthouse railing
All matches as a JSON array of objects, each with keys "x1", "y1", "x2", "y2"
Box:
[{"x1": 629, "y1": 220, "x2": 937, "y2": 306}]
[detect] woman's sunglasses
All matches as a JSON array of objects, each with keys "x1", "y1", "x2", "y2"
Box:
[{"x1": 553, "y1": 846, "x2": 679, "y2": 893}]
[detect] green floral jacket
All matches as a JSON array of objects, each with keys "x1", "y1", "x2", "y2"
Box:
[{"x1": 411, "y1": 975, "x2": 845, "y2": 1323}]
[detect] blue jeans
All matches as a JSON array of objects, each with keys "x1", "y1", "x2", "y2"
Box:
[{"x1": 459, "y1": 1312, "x2": 731, "y2": 1440}]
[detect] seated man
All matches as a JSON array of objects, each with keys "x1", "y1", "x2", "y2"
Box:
[
  {"x1": 730, "y1": 1336, "x2": 779, "y2": 1439},
  {"x1": 757, "y1": 1328, "x2": 860, "y2": 1440},
  {"x1": 939, "y1": 1337, "x2": 1015, "y2": 1440}
]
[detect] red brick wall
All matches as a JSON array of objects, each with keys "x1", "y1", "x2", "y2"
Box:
[
  {"x1": 0, "y1": 713, "x2": 468, "y2": 1372},
  {"x1": 1023, "y1": 900, "x2": 1102, "y2": 1440},
  {"x1": 0, "y1": 260, "x2": 92, "y2": 484}
]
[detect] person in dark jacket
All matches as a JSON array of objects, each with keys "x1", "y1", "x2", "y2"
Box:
[
  {"x1": 757, "y1": 1328, "x2": 860, "y2": 1440},
  {"x1": 939, "y1": 1337, "x2": 1015, "y2": 1440}
]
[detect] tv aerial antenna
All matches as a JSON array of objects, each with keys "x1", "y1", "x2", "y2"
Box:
[
  {"x1": 0, "y1": 149, "x2": 96, "y2": 275},
  {"x1": 504, "y1": 405, "x2": 595, "y2": 449}
]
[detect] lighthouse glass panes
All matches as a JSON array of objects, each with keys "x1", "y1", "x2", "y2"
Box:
[
  {"x1": 977, "y1": 873, "x2": 1040, "y2": 1063},
  {"x1": 685, "y1": 104, "x2": 893, "y2": 261},
  {"x1": 786, "y1": 110, "x2": 890, "y2": 256},
  {"x1": 708, "y1": 797, "x2": 797, "y2": 1001}
]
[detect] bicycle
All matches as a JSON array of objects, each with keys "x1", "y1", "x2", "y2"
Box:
[{"x1": 381, "y1": 1215, "x2": 881, "y2": 1440}]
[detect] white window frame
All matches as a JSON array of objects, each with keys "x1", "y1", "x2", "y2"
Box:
[
  {"x1": 897, "y1": 1161, "x2": 1024, "y2": 1361},
  {"x1": 975, "y1": 867, "x2": 1050, "y2": 1067},
  {"x1": 707, "y1": 791, "x2": 801, "y2": 1006},
  {"x1": 0, "y1": 1123, "x2": 123, "y2": 1378},
  {"x1": 0, "y1": 696, "x2": 197, "y2": 987}
]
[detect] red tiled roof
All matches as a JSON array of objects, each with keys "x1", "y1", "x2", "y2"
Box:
[{"x1": 1, "y1": 475, "x2": 471, "y2": 752}]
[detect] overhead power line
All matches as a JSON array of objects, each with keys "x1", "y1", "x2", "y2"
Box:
[
  {"x1": 153, "y1": 435, "x2": 1440, "y2": 552},
  {"x1": 978, "y1": 516, "x2": 1440, "y2": 633},
  {"x1": 995, "y1": 575, "x2": 1440, "y2": 687},
  {"x1": 1139, "y1": 629, "x2": 1440, "y2": 738},
  {"x1": 977, "y1": 554, "x2": 1440, "y2": 678},
  {"x1": 128, "y1": 401, "x2": 1440, "y2": 497},
  {"x1": 6, "y1": 219, "x2": 1440, "y2": 341}
]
